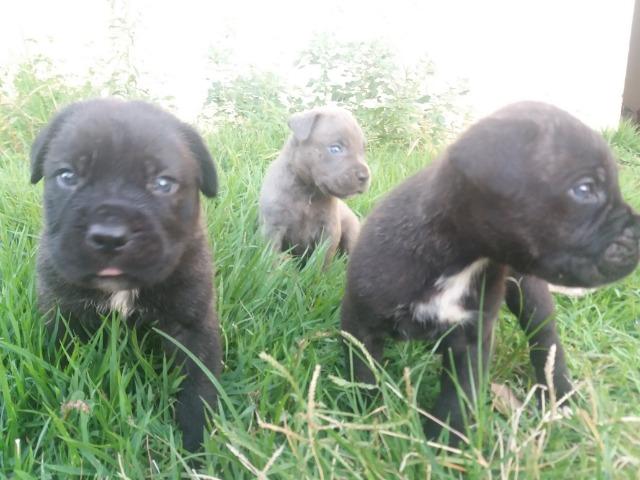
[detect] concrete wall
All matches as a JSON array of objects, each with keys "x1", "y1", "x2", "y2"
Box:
[{"x1": 623, "y1": 0, "x2": 640, "y2": 122}]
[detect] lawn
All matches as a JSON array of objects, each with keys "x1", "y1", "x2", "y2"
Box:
[{"x1": 1, "y1": 72, "x2": 640, "y2": 479}]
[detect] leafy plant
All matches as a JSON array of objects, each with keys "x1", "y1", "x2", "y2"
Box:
[
  {"x1": 201, "y1": 68, "x2": 291, "y2": 128},
  {"x1": 201, "y1": 34, "x2": 469, "y2": 149}
]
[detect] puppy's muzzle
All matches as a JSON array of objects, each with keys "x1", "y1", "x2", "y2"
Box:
[
  {"x1": 86, "y1": 223, "x2": 131, "y2": 253},
  {"x1": 355, "y1": 167, "x2": 370, "y2": 184},
  {"x1": 596, "y1": 212, "x2": 640, "y2": 280},
  {"x1": 354, "y1": 165, "x2": 371, "y2": 190},
  {"x1": 603, "y1": 226, "x2": 638, "y2": 264},
  {"x1": 86, "y1": 203, "x2": 140, "y2": 255}
]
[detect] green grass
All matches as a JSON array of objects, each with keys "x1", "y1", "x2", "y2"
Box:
[{"x1": 1, "y1": 76, "x2": 640, "y2": 479}]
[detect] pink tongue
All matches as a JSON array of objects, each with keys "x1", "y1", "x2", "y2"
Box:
[{"x1": 98, "y1": 267, "x2": 123, "y2": 277}]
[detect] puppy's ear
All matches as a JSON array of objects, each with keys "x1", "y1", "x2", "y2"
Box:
[
  {"x1": 179, "y1": 123, "x2": 218, "y2": 198},
  {"x1": 288, "y1": 110, "x2": 320, "y2": 142},
  {"x1": 448, "y1": 117, "x2": 541, "y2": 195},
  {"x1": 30, "y1": 104, "x2": 80, "y2": 184}
]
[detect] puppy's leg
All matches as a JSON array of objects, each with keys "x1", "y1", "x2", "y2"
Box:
[
  {"x1": 322, "y1": 235, "x2": 341, "y2": 268},
  {"x1": 341, "y1": 296, "x2": 384, "y2": 384},
  {"x1": 160, "y1": 309, "x2": 221, "y2": 451},
  {"x1": 315, "y1": 215, "x2": 342, "y2": 267},
  {"x1": 426, "y1": 317, "x2": 495, "y2": 446},
  {"x1": 261, "y1": 222, "x2": 287, "y2": 254},
  {"x1": 505, "y1": 271, "x2": 572, "y2": 402},
  {"x1": 337, "y1": 201, "x2": 361, "y2": 254}
]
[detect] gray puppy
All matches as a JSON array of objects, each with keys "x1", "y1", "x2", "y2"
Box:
[
  {"x1": 30, "y1": 99, "x2": 221, "y2": 451},
  {"x1": 341, "y1": 102, "x2": 640, "y2": 444},
  {"x1": 259, "y1": 106, "x2": 370, "y2": 263}
]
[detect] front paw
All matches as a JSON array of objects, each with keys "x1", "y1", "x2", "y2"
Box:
[
  {"x1": 181, "y1": 426, "x2": 204, "y2": 452},
  {"x1": 176, "y1": 401, "x2": 205, "y2": 451},
  {"x1": 536, "y1": 375, "x2": 574, "y2": 410},
  {"x1": 423, "y1": 403, "x2": 466, "y2": 448},
  {"x1": 175, "y1": 379, "x2": 217, "y2": 451}
]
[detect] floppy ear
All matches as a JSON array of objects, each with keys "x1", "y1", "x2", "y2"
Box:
[
  {"x1": 30, "y1": 103, "x2": 80, "y2": 184},
  {"x1": 179, "y1": 123, "x2": 218, "y2": 198},
  {"x1": 287, "y1": 109, "x2": 320, "y2": 142},
  {"x1": 448, "y1": 117, "x2": 541, "y2": 195}
]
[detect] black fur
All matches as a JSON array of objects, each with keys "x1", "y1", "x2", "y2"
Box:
[
  {"x1": 341, "y1": 102, "x2": 640, "y2": 444},
  {"x1": 31, "y1": 98, "x2": 221, "y2": 451}
]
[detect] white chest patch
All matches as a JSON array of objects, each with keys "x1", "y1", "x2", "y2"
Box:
[
  {"x1": 96, "y1": 289, "x2": 139, "y2": 318},
  {"x1": 412, "y1": 258, "x2": 489, "y2": 325}
]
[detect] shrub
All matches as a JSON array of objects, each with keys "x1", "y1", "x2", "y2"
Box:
[
  {"x1": 201, "y1": 34, "x2": 469, "y2": 149},
  {"x1": 0, "y1": 55, "x2": 95, "y2": 154},
  {"x1": 200, "y1": 68, "x2": 291, "y2": 129},
  {"x1": 295, "y1": 34, "x2": 469, "y2": 147}
]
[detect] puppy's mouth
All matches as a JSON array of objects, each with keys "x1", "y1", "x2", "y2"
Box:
[
  {"x1": 90, "y1": 267, "x2": 140, "y2": 292},
  {"x1": 535, "y1": 235, "x2": 639, "y2": 287},
  {"x1": 596, "y1": 232, "x2": 640, "y2": 279},
  {"x1": 98, "y1": 267, "x2": 125, "y2": 277},
  {"x1": 319, "y1": 183, "x2": 362, "y2": 199}
]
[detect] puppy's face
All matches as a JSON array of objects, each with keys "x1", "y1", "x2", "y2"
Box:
[
  {"x1": 31, "y1": 99, "x2": 217, "y2": 292},
  {"x1": 288, "y1": 107, "x2": 370, "y2": 198},
  {"x1": 450, "y1": 102, "x2": 639, "y2": 287}
]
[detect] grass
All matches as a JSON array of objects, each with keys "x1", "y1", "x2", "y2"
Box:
[{"x1": 1, "y1": 73, "x2": 640, "y2": 479}]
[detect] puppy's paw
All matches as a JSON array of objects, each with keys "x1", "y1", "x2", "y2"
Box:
[
  {"x1": 423, "y1": 417, "x2": 465, "y2": 449},
  {"x1": 181, "y1": 430, "x2": 203, "y2": 453},
  {"x1": 535, "y1": 376, "x2": 574, "y2": 410},
  {"x1": 422, "y1": 404, "x2": 468, "y2": 449}
]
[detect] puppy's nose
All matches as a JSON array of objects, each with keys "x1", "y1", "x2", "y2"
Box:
[
  {"x1": 355, "y1": 168, "x2": 370, "y2": 184},
  {"x1": 86, "y1": 223, "x2": 130, "y2": 252}
]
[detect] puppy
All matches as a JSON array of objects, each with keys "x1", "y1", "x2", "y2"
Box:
[
  {"x1": 341, "y1": 102, "x2": 640, "y2": 443},
  {"x1": 259, "y1": 106, "x2": 370, "y2": 263},
  {"x1": 30, "y1": 99, "x2": 221, "y2": 451}
]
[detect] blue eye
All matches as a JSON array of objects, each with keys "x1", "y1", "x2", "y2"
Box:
[
  {"x1": 151, "y1": 176, "x2": 178, "y2": 195},
  {"x1": 56, "y1": 169, "x2": 79, "y2": 188},
  {"x1": 328, "y1": 144, "x2": 343, "y2": 155},
  {"x1": 570, "y1": 178, "x2": 598, "y2": 202}
]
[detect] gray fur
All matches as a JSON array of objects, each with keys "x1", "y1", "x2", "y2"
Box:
[{"x1": 259, "y1": 106, "x2": 370, "y2": 263}]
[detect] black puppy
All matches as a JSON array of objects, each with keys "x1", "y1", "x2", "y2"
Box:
[
  {"x1": 30, "y1": 99, "x2": 221, "y2": 451},
  {"x1": 341, "y1": 102, "x2": 640, "y2": 443}
]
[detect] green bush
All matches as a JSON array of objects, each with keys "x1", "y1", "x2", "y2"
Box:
[
  {"x1": 201, "y1": 69, "x2": 291, "y2": 130},
  {"x1": 296, "y1": 34, "x2": 469, "y2": 148},
  {"x1": 0, "y1": 55, "x2": 94, "y2": 155},
  {"x1": 200, "y1": 34, "x2": 469, "y2": 149}
]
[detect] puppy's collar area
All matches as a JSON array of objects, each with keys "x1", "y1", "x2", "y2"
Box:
[
  {"x1": 93, "y1": 289, "x2": 140, "y2": 318},
  {"x1": 411, "y1": 258, "x2": 490, "y2": 325}
]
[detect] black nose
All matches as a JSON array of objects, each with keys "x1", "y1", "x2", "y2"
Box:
[{"x1": 86, "y1": 223, "x2": 130, "y2": 252}]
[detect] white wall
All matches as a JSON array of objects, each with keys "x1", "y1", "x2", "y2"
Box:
[{"x1": 0, "y1": 0, "x2": 634, "y2": 128}]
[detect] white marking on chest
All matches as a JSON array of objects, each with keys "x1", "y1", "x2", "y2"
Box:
[
  {"x1": 96, "y1": 289, "x2": 139, "y2": 318},
  {"x1": 412, "y1": 258, "x2": 489, "y2": 325}
]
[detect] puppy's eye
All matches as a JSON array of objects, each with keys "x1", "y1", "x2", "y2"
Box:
[
  {"x1": 328, "y1": 144, "x2": 343, "y2": 155},
  {"x1": 56, "y1": 169, "x2": 79, "y2": 188},
  {"x1": 151, "y1": 176, "x2": 178, "y2": 195},
  {"x1": 569, "y1": 178, "x2": 598, "y2": 202}
]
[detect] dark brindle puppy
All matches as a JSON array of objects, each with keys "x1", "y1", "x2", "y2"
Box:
[
  {"x1": 341, "y1": 102, "x2": 640, "y2": 443},
  {"x1": 30, "y1": 99, "x2": 221, "y2": 451}
]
